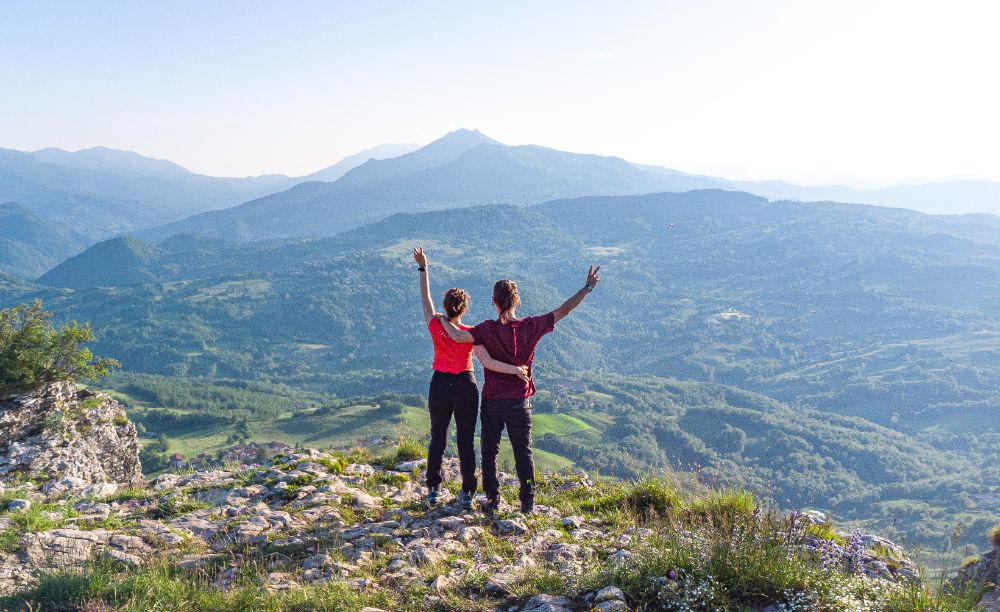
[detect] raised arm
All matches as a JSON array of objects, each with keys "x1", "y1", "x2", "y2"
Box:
[
  {"x1": 413, "y1": 247, "x2": 435, "y2": 324},
  {"x1": 551, "y1": 265, "x2": 601, "y2": 324},
  {"x1": 437, "y1": 314, "x2": 475, "y2": 343},
  {"x1": 473, "y1": 346, "x2": 530, "y2": 382}
]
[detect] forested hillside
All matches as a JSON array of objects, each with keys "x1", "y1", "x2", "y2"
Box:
[{"x1": 5, "y1": 189, "x2": 1000, "y2": 547}]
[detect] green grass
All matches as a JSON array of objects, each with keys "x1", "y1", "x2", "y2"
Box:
[
  {"x1": 531, "y1": 413, "x2": 593, "y2": 437},
  {"x1": 0, "y1": 558, "x2": 403, "y2": 612}
]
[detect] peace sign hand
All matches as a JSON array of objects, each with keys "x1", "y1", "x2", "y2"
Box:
[
  {"x1": 413, "y1": 246, "x2": 428, "y2": 267},
  {"x1": 586, "y1": 265, "x2": 601, "y2": 288}
]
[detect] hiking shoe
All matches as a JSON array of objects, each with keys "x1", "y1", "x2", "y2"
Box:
[
  {"x1": 481, "y1": 495, "x2": 500, "y2": 516},
  {"x1": 520, "y1": 503, "x2": 535, "y2": 515},
  {"x1": 458, "y1": 491, "x2": 474, "y2": 511},
  {"x1": 427, "y1": 486, "x2": 439, "y2": 506}
]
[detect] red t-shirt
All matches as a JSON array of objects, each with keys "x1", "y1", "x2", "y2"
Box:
[
  {"x1": 470, "y1": 312, "x2": 555, "y2": 400},
  {"x1": 428, "y1": 317, "x2": 474, "y2": 373}
]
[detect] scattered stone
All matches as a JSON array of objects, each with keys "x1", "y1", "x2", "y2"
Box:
[
  {"x1": 521, "y1": 594, "x2": 574, "y2": 612},
  {"x1": 345, "y1": 464, "x2": 375, "y2": 477},
  {"x1": 429, "y1": 574, "x2": 453, "y2": 591},
  {"x1": 394, "y1": 458, "x2": 427, "y2": 472},
  {"x1": 494, "y1": 518, "x2": 529, "y2": 537},
  {"x1": 608, "y1": 549, "x2": 634, "y2": 567},
  {"x1": 5, "y1": 499, "x2": 30, "y2": 512},
  {"x1": 562, "y1": 515, "x2": 584, "y2": 530}
]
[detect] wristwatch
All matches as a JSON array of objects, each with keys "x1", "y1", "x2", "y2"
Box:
[
  {"x1": 584, "y1": 282, "x2": 594, "y2": 291},
  {"x1": 418, "y1": 266, "x2": 426, "y2": 272}
]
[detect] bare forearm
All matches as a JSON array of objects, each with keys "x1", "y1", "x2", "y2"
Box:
[
  {"x1": 418, "y1": 269, "x2": 434, "y2": 322},
  {"x1": 552, "y1": 286, "x2": 592, "y2": 323},
  {"x1": 474, "y1": 346, "x2": 519, "y2": 374},
  {"x1": 438, "y1": 314, "x2": 475, "y2": 343}
]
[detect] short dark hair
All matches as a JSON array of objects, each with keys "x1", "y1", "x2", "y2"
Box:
[
  {"x1": 492, "y1": 279, "x2": 520, "y2": 317},
  {"x1": 443, "y1": 288, "x2": 470, "y2": 318}
]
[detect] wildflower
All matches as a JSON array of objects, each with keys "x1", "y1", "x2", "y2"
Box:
[{"x1": 668, "y1": 569, "x2": 678, "y2": 580}]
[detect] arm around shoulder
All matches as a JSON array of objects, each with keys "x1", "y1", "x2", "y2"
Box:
[{"x1": 437, "y1": 314, "x2": 476, "y2": 343}]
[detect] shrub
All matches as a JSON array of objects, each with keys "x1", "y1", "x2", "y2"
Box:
[
  {"x1": 0, "y1": 300, "x2": 119, "y2": 397},
  {"x1": 377, "y1": 437, "x2": 426, "y2": 467},
  {"x1": 584, "y1": 478, "x2": 681, "y2": 518},
  {"x1": 991, "y1": 522, "x2": 1000, "y2": 548}
]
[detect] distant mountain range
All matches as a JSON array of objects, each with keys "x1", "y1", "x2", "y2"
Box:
[
  {"x1": 735, "y1": 178, "x2": 1000, "y2": 217},
  {"x1": 0, "y1": 147, "x2": 298, "y2": 240},
  {"x1": 136, "y1": 129, "x2": 732, "y2": 242},
  {"x1": 302, "y1": 143, "x2": 419, "y2": 182},
  {"x1": 3, "y1": 128, "x2": 1000, "y2": 281}
]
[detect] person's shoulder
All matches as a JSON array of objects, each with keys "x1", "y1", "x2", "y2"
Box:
[{"x1": 525, "y1": 312, "x2": 556, "y2": 327}]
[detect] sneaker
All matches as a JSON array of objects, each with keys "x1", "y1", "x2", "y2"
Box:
[
  {"x1": 481, "y1": 495, "x2": 500, "y2": 516},
  {"x1": 427, "y1": 486, "x2": 439, "y2": 506},
  {"x1": 458, "y1": 491, "x2": 474, "y2": 511}
]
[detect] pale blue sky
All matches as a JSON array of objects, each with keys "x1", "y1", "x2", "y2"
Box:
[{"x1": 1, "y1": 1, "x2": 997, "y2": 183}]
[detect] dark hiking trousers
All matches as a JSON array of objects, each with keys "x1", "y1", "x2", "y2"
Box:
[
  {"x1": 426, "y1": 370, "x2": 479, "y2": 493},
  {"x1": 481, "y1": 398, "x2": 535, "y2": 508}
]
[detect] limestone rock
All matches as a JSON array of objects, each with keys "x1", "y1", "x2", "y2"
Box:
[
  {"x1": 949, "y1": 546, "x2": 1000, "y2": 610},
  {"x1": 20, "y1": 528, "x2": 152, "y2": 570},
  {"x1": 0, "y1": 382, "x2": 142, "y2": 490}
]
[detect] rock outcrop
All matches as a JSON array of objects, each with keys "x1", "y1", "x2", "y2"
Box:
[
  {"x1": 950, "y1": 546, "x2": 1000, "y2": 611},
  {"x1": 0, "y1": 443, "x2": 923, "y2": 608},
  {"x1": 0, "y1": 382, "x2": 143, "y2": 491}
]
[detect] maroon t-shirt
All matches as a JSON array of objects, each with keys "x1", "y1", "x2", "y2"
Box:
[{"x1": 470, "y1": 312, "x2": 556, "y2": 400}]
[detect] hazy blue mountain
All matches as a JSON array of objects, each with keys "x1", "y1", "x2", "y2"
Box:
[
  {"x1": 38, "y1": 236, "x2": 163, "y2": 288},
  {"x1": 0, "y1": 202, "x2": 90, "y2": 278},
  {"x1": 137, "y1": 129, "x2": 730, "y2": 242},
  {"x1": 737, "y1": 178, "x2": 1000, "y2": 216},
  {"x1": 31, "y1": 146, "x2": 193, "y2": 178},
  {"x1": 0, "y1": 147, "x2": 299, "y2": 240},
  {"x1": 303, "y1": 143, "x2": 419, "y2": 182}
]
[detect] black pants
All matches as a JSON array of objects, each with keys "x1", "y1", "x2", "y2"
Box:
[
  {"x1": 481, "y1": 398, "x2": 535, "y2": 507},
  {"x1": 426, "y1": 370, "x2": 479, "y2": 493}
]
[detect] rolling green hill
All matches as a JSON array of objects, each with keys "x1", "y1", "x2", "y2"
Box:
[
  {"x1": 0, "y1": 202, "x2": 90, "y2": 278},
  {"x1": 6, "y1": 189, "x2": 1000, "y2": 548}
]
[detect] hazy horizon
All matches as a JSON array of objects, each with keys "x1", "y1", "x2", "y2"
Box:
[{"x1": 2, "y1": 1, "x2": 998, "y2": 186}]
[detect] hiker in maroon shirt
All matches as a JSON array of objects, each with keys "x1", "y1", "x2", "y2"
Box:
[{"x1": 439, "y1": 265, "x2": 601, "y2": 514}]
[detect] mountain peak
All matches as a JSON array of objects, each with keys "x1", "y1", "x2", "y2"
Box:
[{"x1": 412, "y1": 128, "x2": 501, "y2": 166}]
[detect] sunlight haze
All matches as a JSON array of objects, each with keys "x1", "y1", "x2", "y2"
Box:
[{"x1": 1, "y1": 0, "x2": 997, "y2": 184}]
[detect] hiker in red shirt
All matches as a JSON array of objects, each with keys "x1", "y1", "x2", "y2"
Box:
[
  {"x1": 412, "y1": 247, "x2": 528, "y2": 510},
  {"x1": 439, "y1": 265, "x2": 601, "y2": 514}
]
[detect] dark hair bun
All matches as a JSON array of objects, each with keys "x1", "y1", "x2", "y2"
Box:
[{"x1": 443, "y1": 288, "x2": 470, "y2": 318}]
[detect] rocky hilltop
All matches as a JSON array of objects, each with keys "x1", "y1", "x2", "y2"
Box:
[
  {"x1": 0, "y1": 382, "x2": 142, "y2": 493},
  {"x1": 0, "y1": 384, "x2": 993, "y2": 611}
]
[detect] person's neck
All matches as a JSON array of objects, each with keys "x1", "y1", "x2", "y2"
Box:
[
  {"x1": 449, "y1": 316, "x2": 463, "y2": 326},
  {"x1": 498, "y1": 310, "x2": 517, "y2": 324}
]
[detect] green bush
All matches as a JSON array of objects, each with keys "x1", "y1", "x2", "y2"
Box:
[
  {"x1": 377, "y1": 437, "x2": 427, "y2": 467},
  {"x1": 584, "y1": 478, "x2": 681, "y2": 518},
  {"x1": 991, "y1": 523, "x2": 1000, "y2": 548},
  {"x1": 0, "y1": 300, "x2": 118, "y2": 397}
]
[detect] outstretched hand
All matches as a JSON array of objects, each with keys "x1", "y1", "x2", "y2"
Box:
[
  {"x1": 586, "y1": 265, "x2": 601, "y2": 287},
  {"x1": 413, "y1": 246, "x2": 428, "y2": 267}
]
